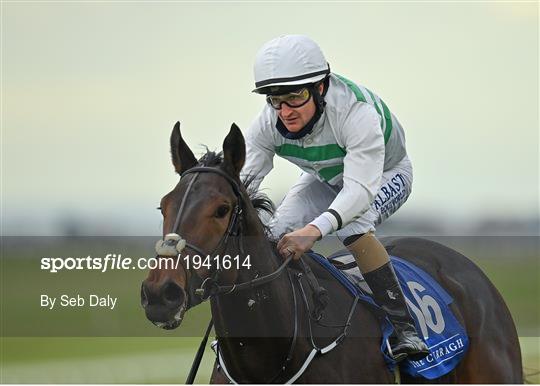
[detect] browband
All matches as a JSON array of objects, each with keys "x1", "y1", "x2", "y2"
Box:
[{"x1": 181, "y1": 167, "x2": 242, "y2": 197}]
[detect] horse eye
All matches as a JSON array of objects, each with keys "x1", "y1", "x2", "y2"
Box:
[{"x1": 215, "y1": 205, "x2": 230, "y2": 218}]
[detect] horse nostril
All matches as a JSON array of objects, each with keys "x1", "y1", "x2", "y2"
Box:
[
  {"x1": 141, "y1": 283, "x2": 149, "y2": 308},
  {"x1": 162, "y1": 281, "x2": 184, "y2": 306}
]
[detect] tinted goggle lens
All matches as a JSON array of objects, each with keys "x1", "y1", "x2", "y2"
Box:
[{"x1": 266, "y1": 88, "x2": 311, "y2": 110}]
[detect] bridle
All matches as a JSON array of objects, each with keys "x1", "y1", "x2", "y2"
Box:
[{"x1": 155, "y1": 165, "x2": 293, "y2": 308}]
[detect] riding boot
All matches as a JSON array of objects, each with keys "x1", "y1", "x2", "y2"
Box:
[
  {"x1": 345, "y1": 233, "x2": 429, "y2": 362},
  {"x1": 363, "y1": 262, "x2": 430, "y2": 361}
]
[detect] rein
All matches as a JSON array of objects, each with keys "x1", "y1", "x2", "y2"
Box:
[{"x1": 212, "y1": 271, "x2": 360, "y2": 384}]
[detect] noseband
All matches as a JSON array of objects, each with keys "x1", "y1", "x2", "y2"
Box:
[{"x1": 155, "y1": 166, "x2": 292, "y2": 308}]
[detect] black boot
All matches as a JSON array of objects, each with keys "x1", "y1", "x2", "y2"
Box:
[{"x1": 364, "y1": 262, "x2": 429, "y2": 362}]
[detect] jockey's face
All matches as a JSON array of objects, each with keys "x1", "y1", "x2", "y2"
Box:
[
  {"x1": 278, "y1": 96, "x2": 317, "y2": 133},
  {"x1": 277, "y1": 83, "x2": 324, "y2": 133}
]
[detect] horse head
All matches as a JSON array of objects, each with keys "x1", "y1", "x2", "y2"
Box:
[{"x1": 141, "y1": 121, "x2": 247, "y2": 329}]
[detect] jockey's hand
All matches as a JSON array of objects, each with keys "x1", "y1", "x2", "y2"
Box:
[{"x1": 277, "y1": 225, "x2": 322, "y2": 260}]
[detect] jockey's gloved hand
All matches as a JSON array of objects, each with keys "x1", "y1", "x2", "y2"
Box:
[{"x1": 277, "y1": 225, "x2": 322, "y2": 260}]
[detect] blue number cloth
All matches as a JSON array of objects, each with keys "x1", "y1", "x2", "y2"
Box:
[{"x1": 307, "y1": 252, "x2": 469, "y2": 380}]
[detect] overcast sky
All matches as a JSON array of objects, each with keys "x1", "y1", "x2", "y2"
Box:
[{"x1": 2, "y1": 2, "x2": 538, "y2": 235}]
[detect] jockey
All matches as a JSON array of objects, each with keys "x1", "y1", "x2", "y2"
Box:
[{"x1": 240, "y1": 34, "x2": 429, "y2": 361}]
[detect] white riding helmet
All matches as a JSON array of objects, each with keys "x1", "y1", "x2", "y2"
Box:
[{"x1": 253, "y1": 35, "x2": 330, "y2": 94}]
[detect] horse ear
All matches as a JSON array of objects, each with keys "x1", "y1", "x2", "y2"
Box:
[
  {"x1": 222, "y1": 123, "x2": 245, "y2": 176},
  {"x1": 170, "y1": 121, "x2": 197, "y2": 174}
]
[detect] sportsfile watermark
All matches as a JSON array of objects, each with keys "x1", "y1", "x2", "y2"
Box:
[
  {"x1": 40, "y1": 253, "x2": 252, "y2": 273},
  {"x1": 1, "y1": 236, "x2": 538, "y2": 338}
]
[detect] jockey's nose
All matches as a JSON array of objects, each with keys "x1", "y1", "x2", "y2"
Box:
[{"x1": 280, "y1": 103, "x2": 295, "y2": 116}]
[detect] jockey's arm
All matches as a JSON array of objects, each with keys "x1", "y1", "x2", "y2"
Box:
[
  {"x1": 310, "y1": 103, "x2": 385, "y2": 237},
  {"x1": 240, "y1": 114, "x2": 276, "y2": 190}
]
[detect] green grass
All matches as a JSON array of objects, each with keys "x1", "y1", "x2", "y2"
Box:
[
  {"x1": 1, "y1": 337, "x2": 538, "y2": 383},
  {"x1": 1, "y1": 337, "x2": 217, "y2": 383}
]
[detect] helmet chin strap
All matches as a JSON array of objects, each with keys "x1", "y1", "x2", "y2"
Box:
[{"x1": 275, "y1": 77, "x2": 329, "y2": 140}]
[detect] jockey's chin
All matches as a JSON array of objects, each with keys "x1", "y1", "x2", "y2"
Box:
[{"x1": 280, "y1": 117, "x2": 303, "y2": 132}]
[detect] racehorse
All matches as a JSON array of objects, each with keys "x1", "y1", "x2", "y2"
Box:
[{"x1": 141, "y1": 122, "x2": 522, "y2": 383}]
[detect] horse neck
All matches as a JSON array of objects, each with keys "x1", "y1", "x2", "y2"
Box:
[
  {"x1": 211, "y1": 193, "x2": 295, "y2": 341},
  {"x1": 235, "y1": 192, "x2": 281, "y2": 278}
]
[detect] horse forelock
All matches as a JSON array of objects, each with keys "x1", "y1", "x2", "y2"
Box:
[
  {"x1": 198, "y1": 148, "x2": 223, "y2": 167},
  {"x1": 195, "y1": 149, "x2": 276, "y2": 222}
]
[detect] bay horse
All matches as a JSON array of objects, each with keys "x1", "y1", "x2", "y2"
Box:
[{"x1": 141, "y1": 122, "x2": 522, "y2": 383}]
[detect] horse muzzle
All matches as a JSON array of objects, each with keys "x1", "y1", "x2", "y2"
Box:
[{"x1": 141, "y1": 280, "x2": 188, "y2": 330}]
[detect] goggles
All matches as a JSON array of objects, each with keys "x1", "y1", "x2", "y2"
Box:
[{"x1": 266, "y1": 88, "x2": 311, "y2": 110}]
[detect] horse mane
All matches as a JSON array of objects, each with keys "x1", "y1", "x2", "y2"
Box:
[{"x1": 197, "y1": 149, "x2": 276, "y2": 234}]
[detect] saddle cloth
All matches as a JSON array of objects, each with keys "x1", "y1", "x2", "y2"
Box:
[{"x1": 306, "y1": 251, "x2": 469, "y2": 380}]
